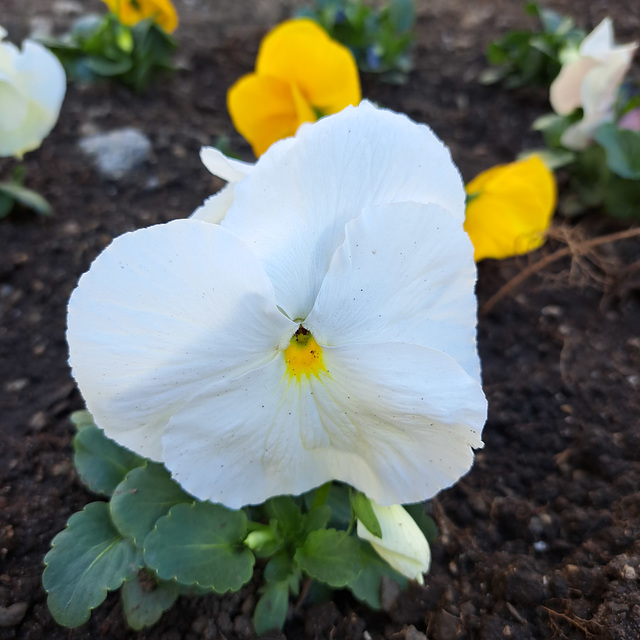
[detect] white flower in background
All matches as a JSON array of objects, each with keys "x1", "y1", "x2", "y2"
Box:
[
  {"x1": 357, "y1": 502, "x2": 431, "y2": 584},
  {"x1": 549, "y1": 18, "x2": 637, "y2": 150},
  {"x1": 0, "y1": 25, "x2": 66, "y2": 158},
  {"x1": 68, "y1": 102, "x2": 487, "y2": 509}
]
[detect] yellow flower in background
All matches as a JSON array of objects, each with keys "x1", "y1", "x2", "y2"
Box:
[
  {"x1": 464, "y1": 155, "x2": 556, "y2": 262},
  {"x1": 227, "y1": 19, "x2": 361, "y2": 156},
  {"x1": 102, "y1": 0, "x2": 178, "y2": 33}
]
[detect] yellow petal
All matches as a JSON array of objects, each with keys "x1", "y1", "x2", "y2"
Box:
[
  {"x1": 102, "y1": 0, "x2": 178, "y2": 33},
  {"x1": 257, "y1": 19, "x2": 361, "y2": 115},
  {"x1": 227, "y1": 74, "x2": 304, "y2": 157},
  {"x1": 227, "y1": 19, "x2": 361, "y2": 156},
  {"x1": 464, "y1": 155, "x2": 557, "y2": 262}
]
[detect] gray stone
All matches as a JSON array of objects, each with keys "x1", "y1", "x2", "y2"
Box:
[{"x1": 79, "y1": 127, "x2": 152, "y2": 180}]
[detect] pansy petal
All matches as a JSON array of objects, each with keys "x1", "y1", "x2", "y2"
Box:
[
  {"x1": 550, "y1": 57, "x2": 597, "y2": 115},
  {"x1": 305, "y1": 202, "x2": 480, "y2": 383},
  {"x1": 199, "y1": 146, "x2": 253, "y2": 183},
  {"x1": 256, "y1": 19, "x2": 360, "y2": 113},
  {"x1": 194, "y1": 137, "x2": 302, "y2": 222},
  {"x1": 227, "y1": 73, "x2": 300, "y2": 156},
  {"x1": 223, "y1": 101, "x2": 466, "y2": 320},
  {"x1": 464, "y1": 155, "x2": 556, "y2": 261},
  {"x1": 68, "y1": 219, "x2": 296, "y2": 460},
  {"x1": 579, "y1": 18, "x2": 614, "y2": 59},
  {"x1": 316, "y1": 342, "x2": 486, "y2": 504},
  {"x1": 580, "y1": 45, "x2": 637, "y2": 115},
  {"x1": 0, "y1": 75, "x2": 28, "y2": 130},
  {"x1": 560, "y1": 112, "x2": 610, "y2": 150},
  {"x1": 163, "y1": 357, "x2": 330, "y2": 507},
  {"x1": 14, "y1": 40, "x2": 66, "y2": 120},
  {"x1": 357, "y1": 503, "x2": 430, "y2": 583},
  {"x1": 162, "y1": 340, "x2": 485, "y2": 508},
  {"x1": 191, "y1": 184, "x2": 235, "y2": 223}
]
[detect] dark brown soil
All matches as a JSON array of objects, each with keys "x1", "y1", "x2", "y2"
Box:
[{"x1": 1, "y1": 1, "x2": 640, "y2": 639}]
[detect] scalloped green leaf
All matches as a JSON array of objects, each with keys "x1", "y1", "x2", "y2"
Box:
[
  {"x1": 253, "y1": 581, "x2": 289, "y2": 635},
  {"x1": 43, "y1": 502, "x2": 143, "y2": 627},
  {"x1": 144, "y1": 502, "x2": 254, "y2": 592},
  {"x1": 294, "y1": 529, "x2": 363, "y2": 587},
  {"x1": 121, "y1": 572, "x2": 178, "y2": 631},
  {"x1": 110, "y1": 463, "x2": 192, "y2": 546},
  {"x1": 73, "y1": 425, "x2": 144, "y2": 496}
]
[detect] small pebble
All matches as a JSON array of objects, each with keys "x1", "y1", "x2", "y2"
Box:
[
  {"x1": 622, "y1": 565, "x2": 637, "y2": 580},
  {"x1": 0, "y1": 603, "x2": 28, "y2": 628}
]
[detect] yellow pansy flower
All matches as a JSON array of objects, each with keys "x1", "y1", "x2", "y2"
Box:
[
  {"x1": 102, "y1": 0, "x2": 178, "y2": 33},
  {"x1": 464, "y1": 155, "x2": 556, "y2": 262},
  {"x1": 227, "y1": 19, "x2": 361, "y2": 157}
]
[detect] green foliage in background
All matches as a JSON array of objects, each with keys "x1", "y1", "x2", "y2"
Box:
[
  {"x1": 297, "y1": 0, "x2": 416, "y2": 83},
  {"x1": 0, "y1": 165, "x2": 52, "y2": 219},
  {"x1": 481, "y1": 3, "x2": 584, "y2": 89},
  {"x1": 532, "y1": 107, "x2": 640, "y2": 220},
  {"x1": 40, "y1": 13, "x2": 175, "y2": 92}
]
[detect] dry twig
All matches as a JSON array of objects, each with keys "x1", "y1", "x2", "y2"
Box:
[{"x1": 480, "y1": 227, "x2": 640, "y2": 315}]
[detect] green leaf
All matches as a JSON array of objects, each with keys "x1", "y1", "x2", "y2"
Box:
[
  {"x1": 325, "y1": 483, "x2": 352, "y2": 528},
  {"x1": 253, "y1": 581, "x2": 289, "y2": 635},
  {"x1": 0, "y1": 182, "x2": 52, "y2": 217},
  {"x1": 85, "y1": 55, "x2": 133, "y2": 76},
  {"x1": 265, "y1": 496, "x2": 304, "y2": 540},
  {"x1": 594, "y1": 124, "x2": 640, "y2": 180},
  {"x1": 70, "y1": 13, "x2": 104, "y2": 41},
  {"x1": 350, "y1": 491, "x2": 382, "y2": 538},
  {"x1": 110, "y1": 463, "x2": 193, "y2": 546},
  {"x1": 604, "y1": 175, "x2": 640, "y2": 220},
  {"x1": 121, "y1": 572, "x2": 178, "y2": 631},
  {"x1": 347, "y1": 541, "x2": 408, "y2": 609},
  {"x1": 404, "y1": 503, "x2": 439, "y2": 543},
  {"x1": 388, "y1": 0, "x2": 415, "y2": 33},
  {"x1": 294, "y1": 529, "x2": 363, "y2": 587},
  {"x1": 144, "y1": 502, "x2": 254, "y2": 592},
  {"x1": 43, "y1": 502, "x2": 143, "y2": 627},
  {"x1": 302, "y1": 505, "x2": 332, "y2": 536},
  {"x1": 115, "y1": 25, "x2": 134, "y2": 53},
  {"x1": 519, "y1": 148, "x2": 575, "y2": 170},
  {"x1": 264, "y1": 552, "x2": 294, "y2": 584},
  {"x1": 74, "y1": 425, "x2": 144, "y2": 496},
  {"x1": 567, "y1": 143, "x2": 609, "y2": 211},
  {"x1": 0, "y1": 193, "x2": 14, "y2": 219},
  {"x1": 70, "y1": 409, "x2": 95, "y2": 431}
]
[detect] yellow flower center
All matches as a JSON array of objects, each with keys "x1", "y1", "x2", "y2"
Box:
[{"x1": 284, "y1": 326, "x2": 326, "y2": 380}]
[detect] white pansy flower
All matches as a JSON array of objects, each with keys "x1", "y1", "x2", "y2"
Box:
[
  {"x1": 68, "y1": 101, "x2": 487, "y2": 509},
  {"x1": 0, "y1": 25, "x2": 66, "y2": 158},
  {"x1": 550, "y1": 18, "x2": 637, "y2": 150},
  {"x1": 357, "y1": 502, "x2": 431, "y2": 584}
]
